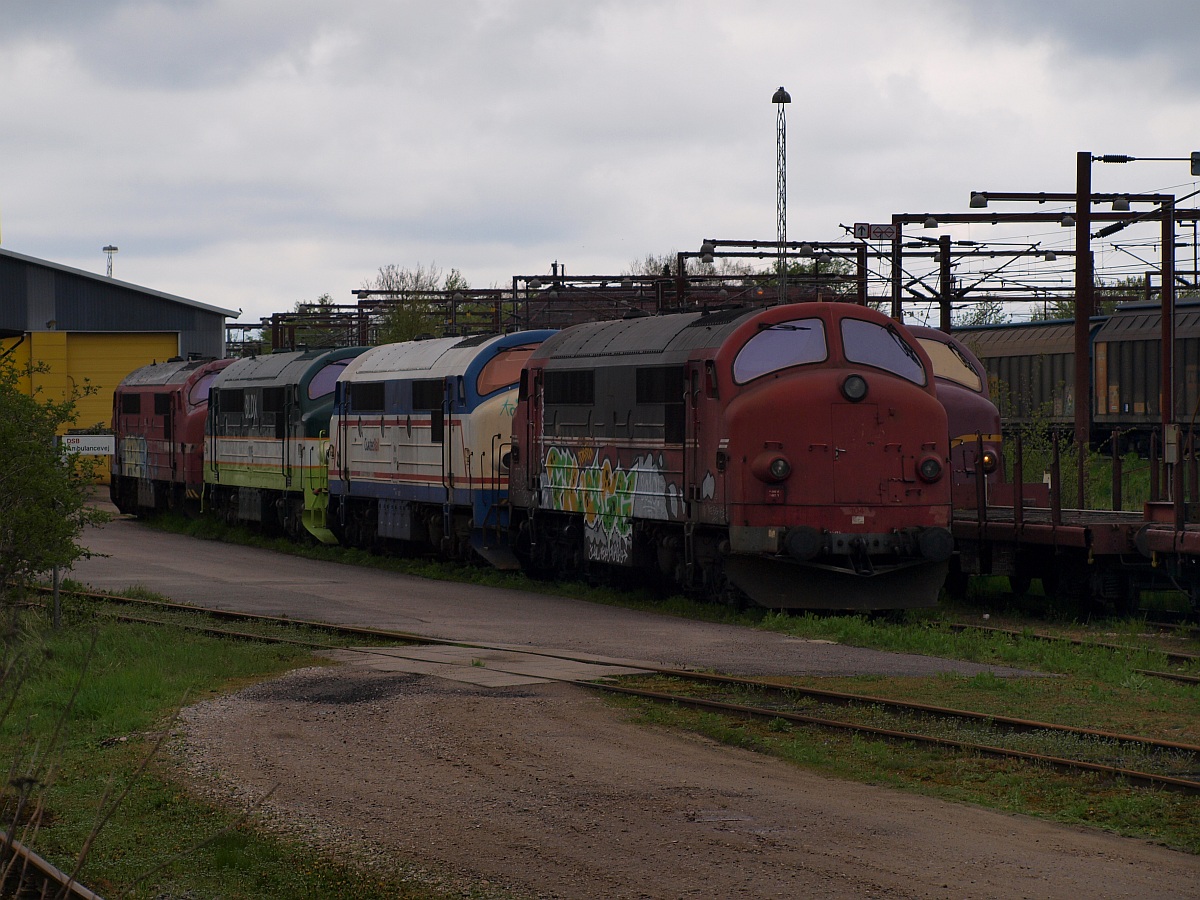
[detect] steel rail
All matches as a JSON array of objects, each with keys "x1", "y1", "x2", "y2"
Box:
[
  {"x1": 46, "y1": 587, "x2": 1200, "y2": 758},
  {"x1": 45, "y1": 587, "x2": 1200, "y2": 790},
  {"x1": 103, "y1": 608, "x2": 1200, "y2": 795},
  {"x1": 1136, "y1": 668, "x2": 1200, "y2": 686},
  {"x1": 945, "y1": 621, "x2": 1200, "y2": 666},
  {"x1": 575, "y1": 682, "x2": 1200, "y2": 795}
]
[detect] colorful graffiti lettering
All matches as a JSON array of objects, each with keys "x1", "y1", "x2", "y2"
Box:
[{"x1": 542, "y1": 446, "x2": 637, "y2": 538}]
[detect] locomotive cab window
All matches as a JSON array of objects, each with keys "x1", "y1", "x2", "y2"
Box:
[
  {"x1": 349, "y1": 381, "x2": 385, "y2": 413},
  {"x1": 636, "y1": 366, "x2": 686, "y2": 444},
  {"x1": 262, "y1": 387, "x2": 286, "y2": 413},
  {"x1": 841, "y1": 319, "x2": 927, "y2": 386},
  {"x1": 412, "y1": 379, "x2": 445, "y2": 444},
  {"x1": 477, "y1": 344, "x2": 541, "y2": 396},
  {"x1": 217, "y1": 389, "x2": 245, "y2": 415},
  {"x1": 917, "y1": 338, "x2": 982, "y2": 391},
  {"x1": 154, "y1": 393, "x2": 171, "y2": 416},
  {"x1": 307, "y1": 359, "x2": 352, "y2": 400},
  {"x1": 543, "y1": 369, "x2": 595, "y2": 405},
  {"x1": 188, "y1": 372, "x2": 218, "y2": 408},
  {"x1": 732, "y1": 317, "x2": 827, "y2": 383},
  {"x1": 120, "y1": 393, "x2": 141, "y2": 415}
]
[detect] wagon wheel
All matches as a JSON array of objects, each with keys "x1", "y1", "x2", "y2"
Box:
[
  {"x1": 1040, "y1": 559, "x2": 1091, "y2": 619},
  {"x1": 1008, "y1": 573, "x2": 1032, "y2": 596},
  {"x1": 941, "y1": 561, "x2": 970, "y2": 602}
]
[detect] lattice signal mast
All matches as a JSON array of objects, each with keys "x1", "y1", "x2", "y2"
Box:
[{"x1": 772, "y1": 86, "x2": 791, "y2": 301}]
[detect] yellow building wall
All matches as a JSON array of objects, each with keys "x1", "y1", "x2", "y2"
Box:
[{"x1": 1, "y1": 331, "x2": 180, "y2": 482}]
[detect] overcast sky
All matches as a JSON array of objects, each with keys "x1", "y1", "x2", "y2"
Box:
[{"x1": 3, "y1": 0, "x2": 1198, "y2": 324}]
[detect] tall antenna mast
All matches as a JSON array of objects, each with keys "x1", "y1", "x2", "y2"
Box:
[{"x1": 772, "y1": 86, "x2": 791, "y2": 302}]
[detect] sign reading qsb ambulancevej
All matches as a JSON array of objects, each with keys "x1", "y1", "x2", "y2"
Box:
[{"x1": 60, "y1": 435, "x2": 116, "y2": 456}]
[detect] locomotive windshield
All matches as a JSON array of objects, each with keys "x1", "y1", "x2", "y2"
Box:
[
  {"x1": 841, "y1": 319, "x2": 927, "y2": 386},
  {"x1": 916, "y1": 337, "x2": 983, "y2": 392},
  {"x1": 732, "y1": 318, "x2": 827, "y2": 383},
  {"x1": 188, "y1": 372, "x2": 219, "y2": 407},
  {"x1": 477, "y1": 344, "x2": 540, "y2": 396},
  {"x1": 307, "y1": 359, "x2": 352, "y2": 400}
]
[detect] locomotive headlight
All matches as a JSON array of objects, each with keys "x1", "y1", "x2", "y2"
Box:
[
  {"x1": 981, "y1": 448, "x2": 999, "y2": 473},
  {"x1": 751, "y1": 451, "x2": 793, "y2": 483},
  {"x1": 917, "y1": 455, "x2": 944, "y2": 483},
  {"x1": 841, "y1": 374, "x2": 868, "y2": 402},
  {"x1": 499, "y1": 451, "x2": 512, "y2": 474}
]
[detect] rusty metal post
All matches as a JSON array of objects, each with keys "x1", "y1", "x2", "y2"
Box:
[
  {"x1": 890, "y1": 219, "x2": 904, "y2": 321},
  {"x1": 1051, "y1": 431, "x2": 1062, "y2": 526},
  {"x1": 1074, "y1": 151, "x2": 1094, "y2": 508},
  {"x1": 1150, "y1": 430, "x2": 1160, "y2": 501},
  {"x1": 1111, "y1": 429, "x2": 1122, "y2": 512},
  {"x1": 939, "y1": 234, "x2": 953, "y2": 333},
  {"x1": 856, "y1": 244, "x2": 868, "y2": 306},
  {"x1": 1163, "y1": 202, "x2": 1176, "y2": 426},
  {"x1": 974, "y1": 432, "x2": 987, "y2": 515},
  {"x1": 1013, "y1": 431, "x2": 1024, "y2": 529},
  {"x1": 1185, "y1": 434, "x2": 1195, "y2": 511}
]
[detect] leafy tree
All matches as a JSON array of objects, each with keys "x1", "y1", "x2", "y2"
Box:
[
  {"x1": 625, "y1": 252, "x2": 756, "y2": 279},
  {"x1": 366, "y1": 263, "x2": 468, "y2": 343},
  {"x1": 953, "y1": 297, "x2": 1010, "y2": 327},
  {"x1": 0, "y1": 360, "x2": 108, "y2": 608}
]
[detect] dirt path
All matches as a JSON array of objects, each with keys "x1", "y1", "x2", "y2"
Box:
[{"x1": 177, "y1": 666, "x2": 1200, "y2": 899}]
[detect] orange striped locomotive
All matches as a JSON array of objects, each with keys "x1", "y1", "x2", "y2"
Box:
[{"x1": 509, "y1": 302, "x2": 954, "y2": 610}]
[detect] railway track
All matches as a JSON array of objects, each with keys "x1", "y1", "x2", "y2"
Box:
[
  {"x1": 40, "y1": 586, "x2": 1200, "y2": 796},
  {"x1": 944, "y1": 621, "x2": 1200, "y2": 666}
]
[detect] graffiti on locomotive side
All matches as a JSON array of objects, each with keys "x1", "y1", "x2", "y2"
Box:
[
  {"x1": 541, "y1": 446, "x2": 682, "y2": 565},
  {"x1": 121, "y1": 435, "x2": 148, "y2": 479},
  {"x1": 543, "y1": 446, "x2": 637, "y2": 538}
]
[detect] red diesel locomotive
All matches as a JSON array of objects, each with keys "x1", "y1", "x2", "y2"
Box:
[
  {"x1": 110, "y1": 356, "x2": 234, "y2": 514},
  {"x1": 509, "y1": 302, "x2": 955, "y2": 610}
]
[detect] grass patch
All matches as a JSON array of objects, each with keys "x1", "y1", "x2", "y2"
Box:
[
  {"x1": 616, "y1": 687, "x2": 1200, "y2": 853},
  {"x1": 0, "y1": 601, "x2": 457, "y2": 899}
]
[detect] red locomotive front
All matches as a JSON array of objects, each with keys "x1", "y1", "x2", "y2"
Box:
[
  {"x1": 510, "y1": 302, "x2": 954, "y2": 610},
  {"x1": 111, "y1": 357, "x2": 232, "y2": 515}
]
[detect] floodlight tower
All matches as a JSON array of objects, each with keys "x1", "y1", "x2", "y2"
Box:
[
  {"x1": 103, "y1": 245, "x2": 118, "y2": 277},
  {"x1": 773, "y1": 86, "x2": 791, "y2": 301}
]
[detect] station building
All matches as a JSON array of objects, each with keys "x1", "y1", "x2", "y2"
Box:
[{"x1": 0, "y1": 247, "x2": 238, "y2": 474}]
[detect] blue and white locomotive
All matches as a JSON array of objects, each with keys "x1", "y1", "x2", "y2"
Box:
[{"x1": 327, "y1": 330, "x2": 555, "y2": 565}]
